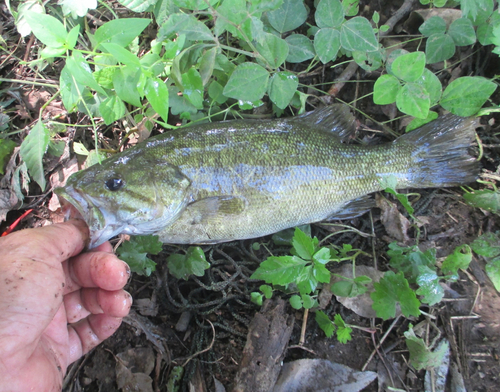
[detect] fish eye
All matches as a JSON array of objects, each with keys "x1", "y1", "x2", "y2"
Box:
[{"x1": 105, "y1": 178, "x2": 124, "y2": 191}]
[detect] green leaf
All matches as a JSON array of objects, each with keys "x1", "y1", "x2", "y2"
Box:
[
  {"x1": 471, "y1": 232, "x2": 500, "y2": 258},
  {"x1": 334, "y1": 314, "x2": 352, "y2": 343},
  {"x1": 19, "y1": 120, "x2": 49, "y2": 190},
  {"x1": 256, "y1": 33, "x2": 289, "y2": 69},
  {"x1": 250, "y1": 255, "x2": 307, "y2": 285},
  {"x1": 267, "y1": 0, "x2": 308, "y2": 33},
  {"x1": 416, "y1": 265, "x2": 444, "y2": 306},
  {"x1": 405, "y1": 111, "x2": 438, "y2": 133},
  {"x1": 208, "y1": 81, "x2": 228, "y2": 104},
  {"x1": 159, "y1": 13, "x2": 214, "y2": 42},
  {"x1": 414, "y1": 69, "x2": 441, "y2": 106},
  {"x1": 464, "y1": 0, "x2": 494, "y2": 26},
  {"x1": 94, "y1": 67, "x2": 116, "y2": 90},
  {"x1": 65, "y1": 52, "x2": 107, "y2": 95},
  {"x1": 296, "y1": 265, "x2": 319, "y2": 294},
  {"x1": 180, "y1": 68, "x2": 203, "y2": 109},
  {"x1": 301, "y1": 294, "x2": 315, "y2": 309},
  {"x1": 387, "y1": 242, "x2": 436, "y2": 283},
  {"x1": 223, "y1": 62, "x2": 270, "y2": 102},
  {"x1": 40, "y1": 47, "x2": 66, "y2": 59},
  {"x1": 331, "y1": 280, "x2": 356, "y2": 297},
  {"x1": 285, "y1": 34, "x2": 315, "y2": 63},
  {"x1": 314, "y1": 28, "x2": 341, "y2": 64},
  {"x1": 373, "y1": 74, "x2": 400, "y2": 105},
  {"x1": 313, "y1": 247, "x2": 331, "y2": 265},
  {"x1": 0, "y1": 139, "x2": 16, "y2": 175},
  {"x1": 419, "y1": 16, "x2": 446, "y2": 37},
  {"x1": 145, "y1": 77, "x2": 170, "y2": 121},
  {"x1": 117, "y1": 235, "x2": 162, "y2": 276},
  {"x1": 290, "y1": 295, "x2": 303, "y2": 309},
  {"x1": 464, "y1": 188, "x2": 500, "y2": 213},
  {"x1": 268, "y1": 71, "x2": 298, "y2": 109},
  {"x1": 251, "y1": 292, "x2": 263, "y2": 305},
  {"x1": 425, "y1": 33, "x2": 455, "y2": 64},
  {"x1": 352, "y1": 49, "x2": 384, "y2": 72},
  {"x1": 167, "y1": 246, "x2": 210, "y2": 280},
  {"x1": 173, "y1": 0, "x2": 214, "y2": 10},
  {"x1": 101, "y1": 43, "x2": 141, "y2": 67},
  {"x1": 198, "y1": 47, "x2": 217, "y2": 86},
  {"x1": 59, "y1": 0, "x2": 97, "y2": 17},
  {"x1": 66, "y1": 25, "x2": 80, "y2": 50},
  {"x1": 405, "y1": 326, "x2": 449, "y2": 370},
  {"x1": 340, "y1": 16, "x2": 378, "y2": 52},
  {"x1": 371, "y1": 271, "x2": 421, "y2": 320},
  {"x1": 292, "y1": 227, "x2": 316, "y2": 260},
  {"x1": 315, "y1": 0, "x2": 344, "y2": 29},
  {"x1": 260, "y1": 284, "x2": 273, "y2": 298},
  {"x1": 272, "y1": 225, "x2": 311, "y2": 246},
  {"x1": 391, "y1": 51, "x2": 425, "y2": 83},
  {"x1": 117, "y1": 0, "x2": 157, "y2": 12},
  {"x1": 14, "y1": 0, "x2": 44, "y2": 37},
  {"x1": 448, "y1": 18, "x2": 476, "y2": 46},
  {"x1": 24, "y1": 11, "x2": 67, "y2": 48},
  {"x1": 113, "y1": 66, "x2": 142, "y2": 107},
  {"x1": 60, "y1": 66, "x2": 85, "y2": 112},
  {"x1": 485, "y1": 258, "x2": 500, "y2": 291},
  {"x1": 99, "y1": 95, "x2": 126, "y2": 125},
  {"x1": 440, "y1": 76, "x2": 496, "y2": 117},
  {"x1": 47, "y1": 140, "x2": 65, "y2": 157},
  {"x1": 94, "y1": 18, "x2": 151, "y2": 49},
  {"x1": 441, "y1": 244, "x2": 472, "y2": 276},
  {"x1": 396, "y1": 83, "x2": 429, "y2": 119},
  {"x1": 343, "y1": 0, "x2": 359, "y2": 17},
  {"x1": 315, "y1": 310, "x2": 335, "y2": 337}
]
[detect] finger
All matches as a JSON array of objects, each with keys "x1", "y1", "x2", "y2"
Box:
[
  {"x1": 65, "y1": 288, "x2": 132, "y2": 323},
  {"x1": 67, "y1": 314, "x2": 123, "y2": 364},
  {"x1": 92, "y1": 241, "x2": 114, "y2": 253},
  {"x1": 65, "y1": 251, "x2": 130, "y2": 293}
]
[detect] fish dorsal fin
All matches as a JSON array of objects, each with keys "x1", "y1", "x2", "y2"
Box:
[{"x1": 291, "y1": 104, "x2": 357, "y2": 142}]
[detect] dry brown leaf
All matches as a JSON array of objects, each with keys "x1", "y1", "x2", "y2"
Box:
[{"x1": 376, "y1": 193, "x2": 410, "y2": 243}]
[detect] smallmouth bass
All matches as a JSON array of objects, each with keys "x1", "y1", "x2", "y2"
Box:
[{"x1": 56, "y1": 105, "x2": 479, "y2": 248}]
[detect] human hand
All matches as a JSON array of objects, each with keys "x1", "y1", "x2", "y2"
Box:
[{"x1": 0, "y1": 220, "x2": 132, "y2": 392}]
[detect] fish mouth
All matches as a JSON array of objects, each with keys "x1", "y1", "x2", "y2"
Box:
[{"x1": 55, "y1": 186, "x2": 125, "y2": 249}]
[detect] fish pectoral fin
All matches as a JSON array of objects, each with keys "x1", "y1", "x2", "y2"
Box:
[
  {"x1": 326, "y1": 195, "x2": 375, "y2": 220},
  {"x1": 187, "y1": 195, "x2": 247, "y2": 222}
]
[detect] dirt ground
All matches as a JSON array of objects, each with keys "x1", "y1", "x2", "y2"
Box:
[{"x1": 1, "y1": 0, "x2": 500, "y2": 391}]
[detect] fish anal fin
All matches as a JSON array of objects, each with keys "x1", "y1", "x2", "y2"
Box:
[{"x1": 326, "y1": 195, "x2": 375, "y2": 220}]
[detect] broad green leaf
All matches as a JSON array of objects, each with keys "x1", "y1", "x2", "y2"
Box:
[
  {"x1": 168, "y1": 85, "x2": 198, "y2": 115},
  {"x1": 405, "y1": 111, "x2": 438, "y2": 132},
  {"x1": 159, "y1": 13, "x2": 214, "y2": 42},
  {"x1": 342, "y1": 0, "x2": 359, "y2": 17},
  {"x1": 391, "y1": 51, "x2": 425, "y2": 82},
  {"x1": 99, "y1": 95, "x2": 126, "y2": 125},
  {"x1": 414, "y1": 68, "x2": 441, "y2": 105},
  {"x1": 223, "y1": 62, "x2": 269, "y2": 102},
  {"x1": 333, "y1": 314, "x2": 352, "y2": 343},
  {"x1": 396, "y1": 83, "x2": 430, "y2": 119},
  {"x1": 256, "y1": 33, "x2": 289, "y2": 69},
  {"x1": 290, "y1": 295, "x2": 303, "y2": 309},
  {"x1": 331, "y1": 280, "x2": 356, "y2": 297},
  {"x1": 313, "y1": 262, "x2": 331, "y2": 284},
  {"x1": 416, "y1": 265, "x2": 444, "y2": 306},
  {"x1": 448, "y1": 18, "x2": 476, "y2": 46},
  {"x1": 370, "y1": 271, "x2": 421, "y2": 320},
  {"x1": 47, "y1": 140, "x2": 65, "y2": 157},
  {"x1": 113, "y1": 66, "x2": 142, "y2": 107},
  {"x1": 94, "y1": 67, "x2": 115, "y2": 90},
  {"x1": 167, "y1": 246, "x2": 210, "y2": 280},
  {"x1": 208, "y1": 81, "x2": 228, "y2": 104},
  {"x1": 60, "y1": 66, "x2": 85, "y2": 112},
  {"x1": 419, "y1": 16, "x2": 446, "y2": 37},
  {"x1": 260, "y1": 285, "x2": 273, "y2": 298},
  {"x1": 387, "y1": 242, "x2": 436, "y2": 283},
  {"x1": 101, "y1": 43, "x2": 141, "y2": 67},
  {"x1": 373, "y1": 74, "x2": 400, "y2": 105},
  {"x1": 272, "y1": 225, "x2": 311, "y2": 246},
  {"x1": 441, "y1": 244, "x2": 472, "y2": 276},
  {"x1": 198, "y1": 47, "x2": 217, "y2": 86},
  {"x1": 40, "y1": 47, "x2": 66, "y2": 59},
  {"x1": 340, "y1": 17, "x2": 378, "y2": 52},
  {"x1": 352, "y1": 49, "x2": 383, "y2": 72},
  {"x1": 425, "y1": 33, "x2": 455, "y2": 64},
  {"x1": 248, "y1": 0, "x2": 283, "y2": 13},
  {"x1": 315, "y1": 0, "x2": 344, "y2": 29},
  {"x1": 285, "y1": 34, "x2": 315, "y2": 63},
  {"x1": 0, "y1": 139, "x2": 16, "y2": 175},
  {"x1": 268, "y1": 71, "x2": 298, "y2": 109},
  {"x1": 250, "y1": 255, "x2": 307, "y2": 285},
  {"x1": 180, "y1": 68, "x2": 203, "y2": 109},
  {"x1": 471, "y1": 232, "x2": 500, "y2": 258},
  {"x1": 464, "y1": 188, "x2": 500, "y2": 213},
  {"x1": 477, "y1": 12, "x2": 500, "y2": 45},
  {"x1": 405, "y1": 326, "x2": 449, "y2": 370},
  {"x1": 214, "y1": 0, "x2": 248, "y2": 37},
  {"x1": 301, "y1": 294, "x2": 315, "y2": 309},
  {"x1": 251, "y1": 292, "x2": 263, "y2": 306},
  {"x1": 117, "y1": 0, "x2": 157, "y2": 12},
  {"x1": 145, "y1": 77, "x2": 169, "y2": 121},
  {"x1": 464, "y1": 0, "x2": 494, "y2": 26},
  {"x1": 292, "y1": 227, "x2": 316, "y2": 260},
  {"x1": 14, "y1": 0, "x2": 44, "y2": 37},
  {"x1": 173, "y1": 0, "x2": 215, "y2": 10},
  {"x1": 66, "y1": 52, "x2": 107, "y2": 95},
  {"x1": 25, "y1": 11, "x2": 67, "y2": 48},
  {"x1": 19, "y1": 121, "x2": 50, "y2": 190},
  {"x1": 440, "y1": 76, "x2": 496, "y2": 116},
  {"x1": 66, "y1": 26, "x2": 80, "y2": 51},
  {"x1": 313, "y1": 247, "x2": 331, "y2": 265},
  {"x1": 117, "y1": 235, "x2": 162, "y2": 276},
  {"x1": 267, "y1": 0, "x2": 307, "y2": 33},
  {"x1": 315, "y1": 310, "x2": 335, "y2": 337},
  {"x1": 485, "y1": 258, "x2": 500, "y2": 291},
  {"x1": 314, "y1": 28, "x2": 341, "y2": 64},
  {"x1": 94, "y1": 18, "x2": 151, "y2": 48},
  {"x1": 59, "y1": 0, "x2": 97, "y2": 18}
]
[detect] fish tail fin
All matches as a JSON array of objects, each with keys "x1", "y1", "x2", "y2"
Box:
[{"x1": 396, "y1": 114, "x2": 480, "y2": 188}]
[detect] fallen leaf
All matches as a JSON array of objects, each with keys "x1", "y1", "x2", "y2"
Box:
[
  {"x1": 0, "y1": 189, "x2": 18, "y2": 222},
  {"x1": 376, "y1": 194, "x2": 410, "y2": 242}
]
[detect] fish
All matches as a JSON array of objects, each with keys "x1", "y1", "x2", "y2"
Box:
[{"x1": 55, "y1": 105, "x2": 479, "y2": 248}]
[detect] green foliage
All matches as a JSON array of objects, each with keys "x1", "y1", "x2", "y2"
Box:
[
  {"x1": 117, "y1": 235, "x2": 163, "y2": 276},
  {"x1": 405, "y1": 325, "x2": 449, "y2": 370},
  {"x1": 0, "y1": 139, "x2": 16, "y2": 175},
  {"x1": 441, "y1": 244, "x2": 472, "y2": 278},
  {"x1": 315, "y1": 311, "x2": 352, "y2": 343},
  {"x1": 440, "y1": 77, "x2": 497, "y2": 116},
  {"x1": 167, "y1": 246, "x2": 210, "y2": 280},
  {"x1": 471, "y1": 232, "x2": 500, "y2": 291},
  {"x1": 380, "y1": 175, "x2": 416, "y2": 216},
  {"x1": 464, "y1": 184, "x2": 500, "y2": 214},
  {"x1": 19, "y1": 120, "x2": 49, "y2": 190}
]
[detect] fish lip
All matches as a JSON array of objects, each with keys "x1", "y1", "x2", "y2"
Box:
[{"x1": 55, "y1": 186, "x2": 123, "y2": 249}]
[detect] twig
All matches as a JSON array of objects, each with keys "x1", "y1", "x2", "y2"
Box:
[
  {"x1": 362, "y1": 315, "x2": 400, "y2": 371},
  {"x1": 299, "y1": 308, "x2": 309, "y2": 346},
  {"x1": 182, "y1": 320, "x2": 216, "y2": 367}
]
